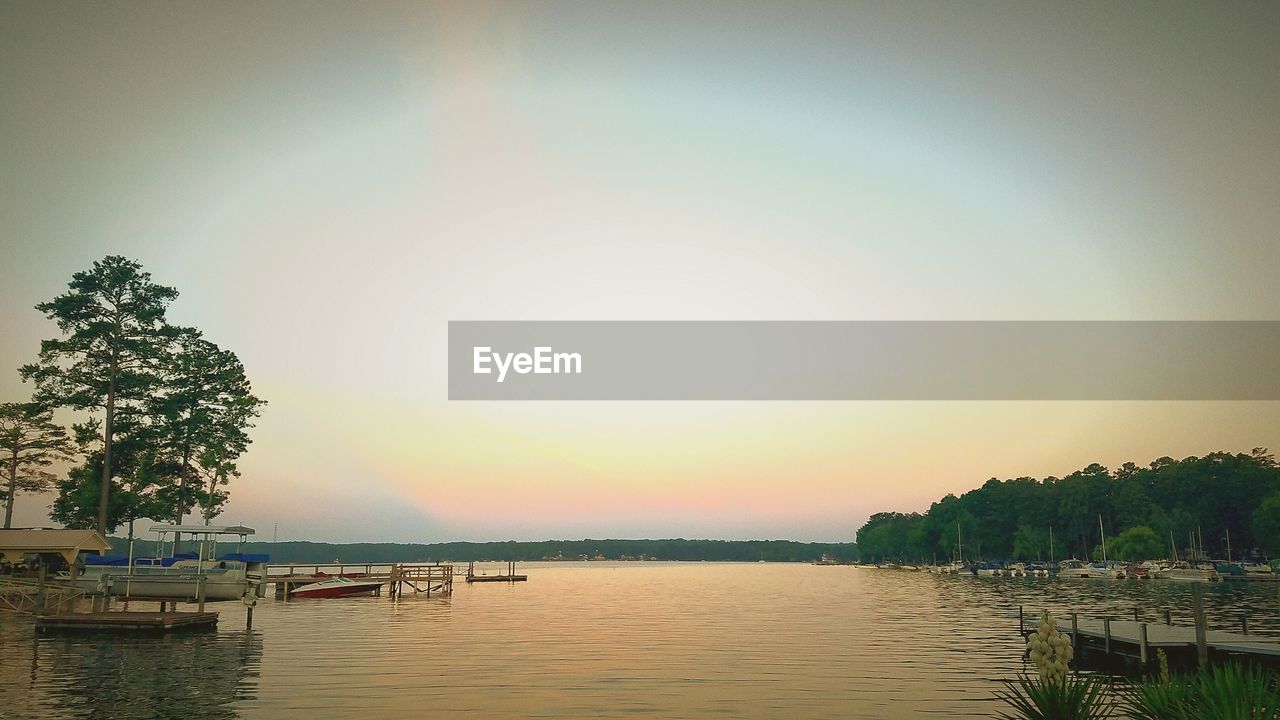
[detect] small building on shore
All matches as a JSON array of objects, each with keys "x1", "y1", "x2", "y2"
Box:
[{"x1": 0, "y1": 528, "x2": 111, "y2": 571}]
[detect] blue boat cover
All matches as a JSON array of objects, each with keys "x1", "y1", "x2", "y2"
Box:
[
  {"x1": 219, "y1": 552, "x2": 269, "y2": 563},
  {"x1": 84, "y1": 551, "x2": 202, "y2": 566}
]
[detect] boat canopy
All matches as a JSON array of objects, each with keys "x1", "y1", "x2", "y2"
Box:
[{"x1": 147, "y1": 524, "x2": 255, "y2": 536}]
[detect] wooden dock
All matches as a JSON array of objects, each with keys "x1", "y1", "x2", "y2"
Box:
[
  {"x1": 465, "y1": 561, "x2": 527, "y2": 583},
  {"x1": 267, "y1": 562, "x2": 454, "y2": 598},
  {"x1": 1019, "y1": 597, "x2": 1280, "y2": 672},
  {"x1": 1056, "y1": 618, "x2": 1280, "y2": 655},
  {"x1": 36, "y1": 611, "x2": 218, "y2": 634}
]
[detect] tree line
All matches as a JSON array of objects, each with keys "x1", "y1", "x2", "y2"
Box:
[
  {"x1": 113, "y1": 537, "x2": 859, "y2": 564},
  {"x1": 856, "y1": 450, "x2": 1280, "y2": 564},
  {"x1": 2, "y1": 256, "x2": 265, "y2": 536}
]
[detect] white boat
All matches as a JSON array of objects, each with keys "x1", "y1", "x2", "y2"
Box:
[
  {"x1": 1242, "y1": 561, "x2": 1275, "y2": 576},
  {"x1": 1158, "y1": 562, "x2": 1219, "y2": 582},
  {"x1": 1007, "y1": 563, "x2": 1028, "y2": 578},
  {"x1": 71, "y1": 524, "x2": 266, "y2": 601},
  {"x1": 289, "y1": 576, "x2": 385, "y2": 598},
  {"x1": 1024, "y1": 563, "x2": 1050, "y2": 577},
  {"x1": 1058, "y1": 559, "x2": 1092, "y2": 578},
  {"x1": 973, "y1": 562, "x2": 1005, "y2": 577},
  {"x1": 1092, "y1": 562, "x2": 1127, "y2": 579}
]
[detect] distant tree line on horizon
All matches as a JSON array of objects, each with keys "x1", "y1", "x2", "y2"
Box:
[
  {"x1": 110, "y1": 537, "x2": 858, "y2": 564},
  {"x1": 2, "y1": 256, "x2": 265, "y2": 536},
  {"x1": 856, "y1": 450, "x2": 1280, "y2": 564}
]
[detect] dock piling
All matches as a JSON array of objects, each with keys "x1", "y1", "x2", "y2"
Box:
[
  {"x1": 1192, "y1": 584, "x2": 1208, "y2": 669},
  {"x1": 1242, "y1": 614, "x2": 1249, "y2": 635},
  {"x1": 1164, "y1": 609, "x2": 1172, "y2": 625},
  {"x1": 1139, "y1": 623, "x2": 1149, "y2": 666},
  {"x1": 36, "y1": 560, "x2": 47, "y2": 609},
  {"x1": 1133, "y1": 607, "x2": 1139, "y2": 622},
  {"x1": 1103, "y1": 617, "x2": 1112, "y2": 655},
  {"x1": 1071, "y1": 612, "x2": 1078, "y2": 650},
  {"x1": 1018, "y1": 605, "x2": 1023, "y2": 635}
]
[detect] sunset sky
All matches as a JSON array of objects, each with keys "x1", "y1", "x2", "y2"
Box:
[{"x1": 2, "y1": 2, "x2": 1277, "y2": 542}]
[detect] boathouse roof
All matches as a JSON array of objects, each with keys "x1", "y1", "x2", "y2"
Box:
[{"x1": 0, "y1": 528, "x2": 111, "y2": 564}]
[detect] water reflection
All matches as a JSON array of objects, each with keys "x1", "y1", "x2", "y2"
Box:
[
  {"x1": 0, "y1": 565, "x2": 1276, "y2": 719},
  {"x1": 2, "y1": 616, "x2": 262, "y2": 720}
]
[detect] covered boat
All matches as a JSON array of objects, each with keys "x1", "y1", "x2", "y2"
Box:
[{"x1": 71, "y1": 525, "x2": 267, "y2": 601}]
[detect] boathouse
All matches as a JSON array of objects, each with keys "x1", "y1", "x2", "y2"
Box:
[{"x1": 0, "y1": 528, "x2": 110, "y2": 570}]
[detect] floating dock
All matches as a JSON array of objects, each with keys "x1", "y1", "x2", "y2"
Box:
[
  {"x1": 465, "y1": 561, "x2": 527, "y2": 583},
  {"x1": 36, "y1": 611, "x2": 219, "y2": 634}
]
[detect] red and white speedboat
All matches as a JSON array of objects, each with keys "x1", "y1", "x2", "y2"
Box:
[{"x1": 290, "y1": 576, "x2": 384, "y2": 598}]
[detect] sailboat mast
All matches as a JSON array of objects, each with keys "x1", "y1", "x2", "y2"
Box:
[
  {"x1": 1049, "y1": 526, "x2": 1054, "y2": 566},
  {"x1": 1098, "y1": 515, "x2": 1107, "y2": 563},
  {"x1": 1225, "y1": 528, "x2": 1232, "y2": 562},
  {"x1": 1170, "y1": 530, "x2": 1178, "y2": 563}
]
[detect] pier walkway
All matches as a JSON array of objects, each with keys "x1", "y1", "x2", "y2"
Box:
[{"x1": 267, "y1": 562, "x2": 454, "y2": 598}]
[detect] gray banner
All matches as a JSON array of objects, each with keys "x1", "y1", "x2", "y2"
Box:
[{"x1": 447, "y1": 321, "x2": 1280, "y2": 400}]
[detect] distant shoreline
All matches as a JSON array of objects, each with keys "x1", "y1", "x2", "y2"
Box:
[{"x1": 106, "y1": 536, "x2": 858, "y2": 565}]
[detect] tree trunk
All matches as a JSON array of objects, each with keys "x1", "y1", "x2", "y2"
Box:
[
  {"x1": 4, "y1": 452, "x2": 17, "y2": 529},
  {"x1": 173, "y1": 441, "x2": 192, "y2": 553},
  {"x1": 98, "y1": 363, "x2": 117, "y2": 536}
]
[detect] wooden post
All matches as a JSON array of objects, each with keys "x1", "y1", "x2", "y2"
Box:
[
  {"x1": 1103, "y1": 617, "x2": 1112, "y2": 655},
  {"x1": 1133, "y1": 607, "x2": 1139, "y2": 622},
  {"x1": 1071, "y1": 612, "x2": 1078, "y2": 650},
  {"x1": 1192, "y1": 583, "x2": 1208, "y2": 669},
  {"x1": 197, "y1": 574, "x2": 207, "y2": 613},
  {"x1": 1164, "y1": 609, "x2": 1172, "y2": 625},
  {"x1": 35, "y1": 559, "x2": 47, "y2": 611},
  {"x1": 1241, "y1": 615, "x2": 1249, "y2": 635},
  {"x1": 66, "y1": 558, "x2": 80, "y2": 614},
  {"x1": 1139, "y1": 623, "x2": 1149, "y2": 666},
  {"x1": 1019, "y1": 605, "x2": 1024, "y2": 635}
]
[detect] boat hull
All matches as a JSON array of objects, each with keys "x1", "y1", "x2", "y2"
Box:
[
  {"x1": 290, "y1": 581, "x2": 383, "y2": 599},
  {"x1": 73, "y1": 573, "x2": 252, "y2": 601}
]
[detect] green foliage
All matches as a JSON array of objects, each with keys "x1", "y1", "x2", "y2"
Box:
[
  {"x1": 995, "y1": 674, "x2": 1116, "y2": 720},
  {"x1": 1107, "y1": 526, "x2": 1164, "y2": 562},
  {"x1": 856, "y1": 450, "x2": 1280, "y2": 562},
  {"x1": 50, "y1": 412, "x2": 171, "y2": 531},
  {"x1": 0, "y1": 402, "x2": 76, "y2": 528},
  {"x1": 20, "y1": 256, "x2": 264, "y2": 534},
  {"x1": 1013, "y1": 524, "x2": 1049, "y2": 560},
  {"x1": 20, "y1": 255, "x2": 178, "y2": 533},
  {"x1": 150, "y1": 327, "x2": 265, "y2": 525},
  {"x1": 115, "y1": 537, "x2": 858, "y2": 564},
  {"x1": 1253, "y1": 493, "x2": 1280, "y2": 556},
  {"x1": 1125, "y1": 661, "x2": 1280, "y2": 720}
]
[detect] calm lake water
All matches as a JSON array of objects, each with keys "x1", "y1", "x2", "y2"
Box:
[{"x1": 2, "y1": 563, "x2": 1278, "y2": 719}]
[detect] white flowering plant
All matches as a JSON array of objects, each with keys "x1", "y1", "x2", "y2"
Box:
[
  {"x1": 1026, "y1": 610, "x2": 1074, "y2": 685},
  {"x1": 996, "y1": 609, "x2": 1114, "y2": 720}
]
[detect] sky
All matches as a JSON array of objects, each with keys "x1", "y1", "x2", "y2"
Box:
[{"x1": 2, "y1": 1, "x2": 1278, "y2": 543}]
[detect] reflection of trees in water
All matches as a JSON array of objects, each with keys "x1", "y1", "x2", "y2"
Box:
[{"x1": 27, "y1": 629, "x2": 263, "y2": 720}]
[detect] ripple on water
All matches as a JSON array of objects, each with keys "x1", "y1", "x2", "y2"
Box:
[{"x1": 0, "y1": 564, "x2": 1276, "y2": 719}]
